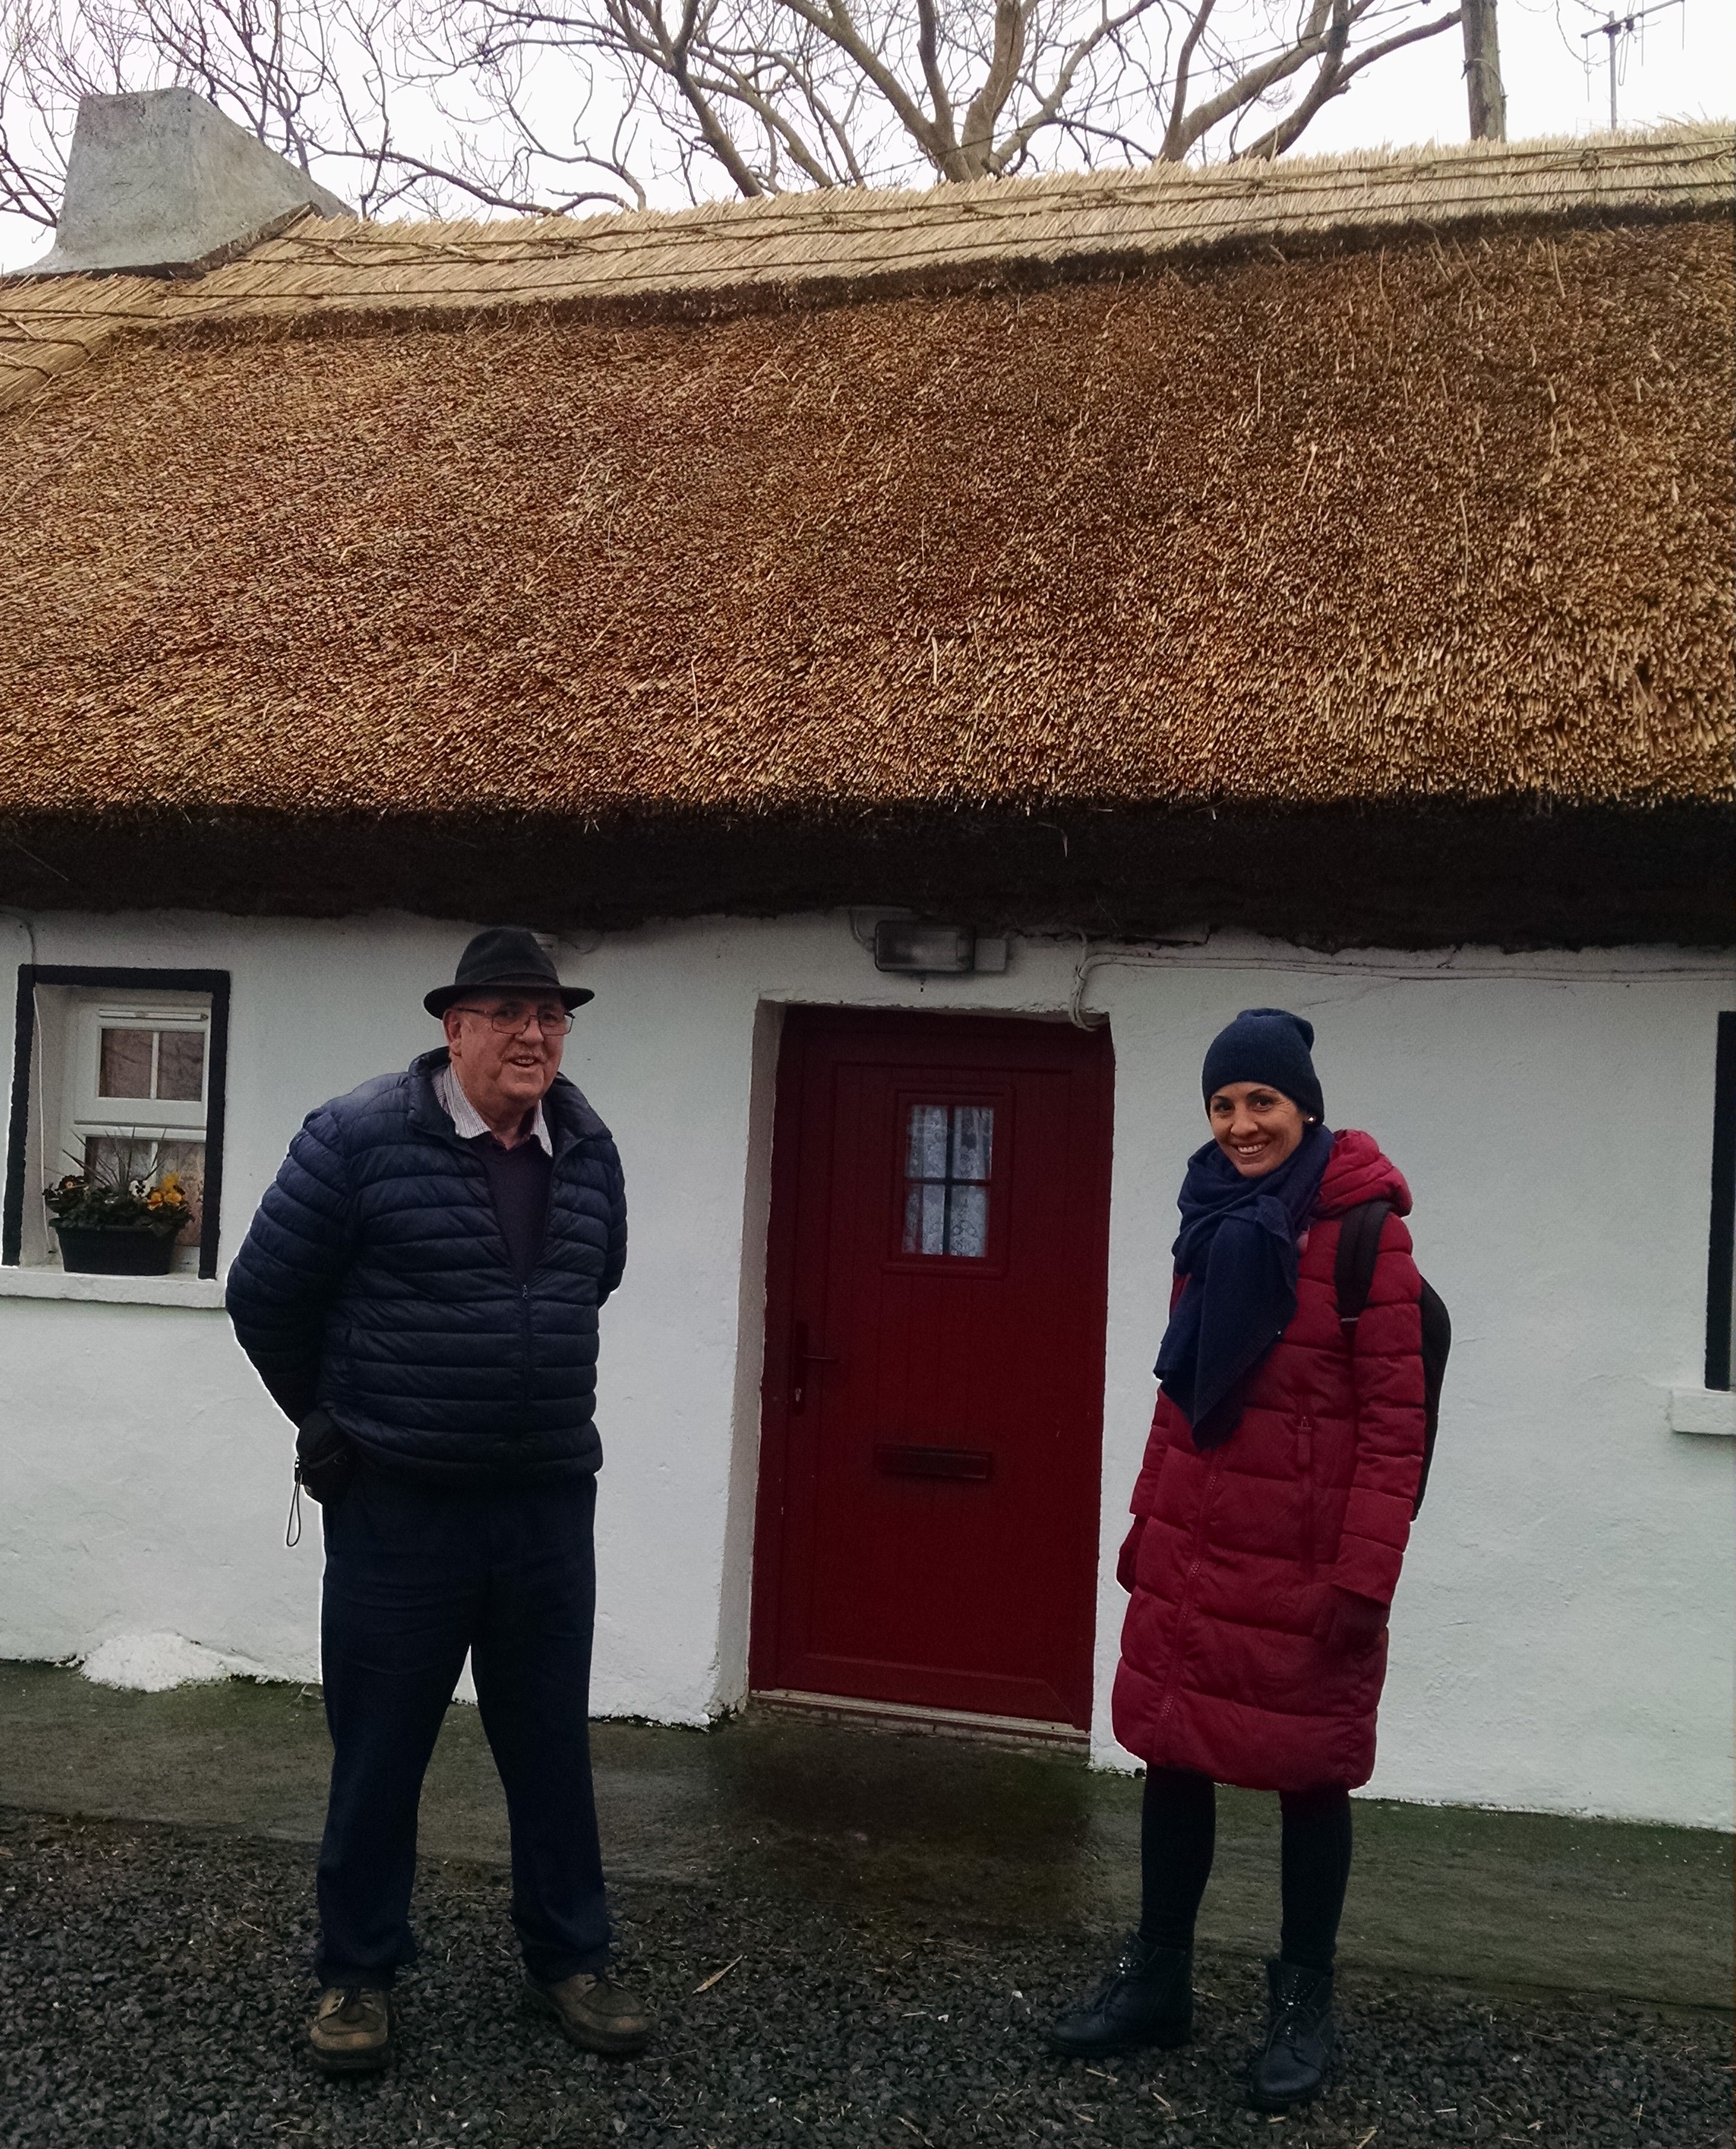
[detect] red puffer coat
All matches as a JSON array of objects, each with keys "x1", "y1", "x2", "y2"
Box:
[{"x1": 1111, "y1": 1130, "x2": 1426, "y2": 1793}]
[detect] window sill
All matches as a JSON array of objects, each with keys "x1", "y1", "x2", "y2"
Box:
[
  {"x1": 1668, "y1": 1387, "x2": 1736, "y2": 1438},
  {"x1": 0, "y1": 1267, "x2": 225, "y2": 1309}
]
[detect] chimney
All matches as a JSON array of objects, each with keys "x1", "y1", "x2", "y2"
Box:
[{"x1": 30, "y1": 87, "x2": 351, "y2": 278}]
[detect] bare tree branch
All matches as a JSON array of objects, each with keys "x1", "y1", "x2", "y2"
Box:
[
  {"x1": 1166, "y1": 0, "x2": 1345, "y2": 159},
  {"x1": 1158, "y1": 0, "x2": 1215, "y2": 157},
  {"x1": 1233, "y1": 1, "x2": 1459, "y2": 160},
  {"x1": 1, "y1": 0, "x2": 1473, "y2": 260},
  {"x1": 990, "y1": 0, "x2": 1181, "y2": 178}
]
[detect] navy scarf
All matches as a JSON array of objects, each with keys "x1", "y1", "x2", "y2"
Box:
[{"x1": 1154, "y1": 1123, "x2": 1334, "y2": 1449}]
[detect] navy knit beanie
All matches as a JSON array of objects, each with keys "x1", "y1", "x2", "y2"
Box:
[{"x1": 1200, "y1": 1008, "x2": 1324, "y2": 1122}]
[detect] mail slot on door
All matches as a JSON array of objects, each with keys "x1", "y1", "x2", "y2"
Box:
[{"x1": 875, "y1": 1444, "x2": 994, "y2": 1482}]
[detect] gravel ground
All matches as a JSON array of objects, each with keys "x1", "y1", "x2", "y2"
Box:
[{"x1": 0, "y1": 1811, "x2": 1728, "y2": 2149}]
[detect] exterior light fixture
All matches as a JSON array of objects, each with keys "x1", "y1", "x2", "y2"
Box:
[{"x1": 871, "y1": 921, "x2": 1010, "y2": 974}]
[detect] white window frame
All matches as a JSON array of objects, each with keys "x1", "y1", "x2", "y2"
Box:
[
  {"x1": 64, "y1": 993, "x2": 212, "y2": 1152},
  {"x1": 53, "y1": 991, "x2": 214, "y2": 1274}
]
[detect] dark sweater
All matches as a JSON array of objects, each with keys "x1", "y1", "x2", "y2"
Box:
[{"x1": 470, "y1": 1128, "x2": 553, "y2": 1283}]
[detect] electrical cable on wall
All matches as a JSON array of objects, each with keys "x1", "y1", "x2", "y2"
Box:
[{"x1": 1064, "y1": 936, "x2": 1735, "y2": 1029}]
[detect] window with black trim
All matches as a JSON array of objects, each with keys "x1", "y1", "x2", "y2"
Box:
[
  {"x1": 4, "y1": 967, "x2": 230, "y2": 1279},
  {"x1": 1705, "y1": 1011, "x2": 1735, "y2": 1392}
]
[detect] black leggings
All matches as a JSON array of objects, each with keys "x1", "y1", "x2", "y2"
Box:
[{"x1": 1138, "y1": 1767, "x2": 1353, "y2": 1973}]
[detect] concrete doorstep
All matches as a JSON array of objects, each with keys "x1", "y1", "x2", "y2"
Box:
[{"x1": 0, "y1": 1661, "x2": 1729, "y2": 2013}]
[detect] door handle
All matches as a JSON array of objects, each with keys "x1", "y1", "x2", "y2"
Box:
[{"x1": 789, "y1": 1321, "x2": 838, "y2": 1414}]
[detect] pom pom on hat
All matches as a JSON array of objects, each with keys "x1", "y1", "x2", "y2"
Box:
[{"x1": 1200, "y1": 1008, "x2": 1324, "y2": 1122}]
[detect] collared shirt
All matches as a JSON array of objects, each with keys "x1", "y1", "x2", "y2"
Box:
[{"x1": 435, "y1": 1060, "x2": 553, "y2": 1156}]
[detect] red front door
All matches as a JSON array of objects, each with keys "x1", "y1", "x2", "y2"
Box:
[{"x1": 751, "y1": 1008, "x2": 1114, "y2": 1730}]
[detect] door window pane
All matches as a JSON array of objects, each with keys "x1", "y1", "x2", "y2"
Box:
[
  {"x1": 902, "y1": 1103, "x2": 994, "y2": 1259},
  {"x1": 906, "y1": 1103, "x2": 951, "y2": 1181},
  {"x1": 904, "y1": 1179, "x2": 949, "y2": 1256},
  {"x1": 951, "y1": 1106, "x2": 993, "y2": 1182},
  {"x1": 944, "y1": 1181, "x2": 988, "y2": 1256}
]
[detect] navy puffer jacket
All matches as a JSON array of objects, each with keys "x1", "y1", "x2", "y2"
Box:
[{"x1": 226, "y1": 1049, "x2": 626, "y2": 1478}]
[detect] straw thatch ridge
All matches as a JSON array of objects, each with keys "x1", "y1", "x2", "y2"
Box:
[{"x1": 1, "y1": 125, "x2": 1729, "y2": 414}]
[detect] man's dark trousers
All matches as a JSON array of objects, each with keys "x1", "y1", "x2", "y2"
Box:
[{"x1": 315, "y1": 1468, "x2": 608, "y2": 1988}]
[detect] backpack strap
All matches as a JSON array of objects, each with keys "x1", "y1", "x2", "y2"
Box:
[{"x1": 1334, "y1": 1201, "x2": 1393, "y2": 1328}]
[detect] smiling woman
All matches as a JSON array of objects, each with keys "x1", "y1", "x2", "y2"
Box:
[
  {"x1": 1049, "y1": 1006, "x2": 1430, "y2": 2118},
  {"x1": 1208, "y1": 1086, "x2": 1309, "y2": 1176}
]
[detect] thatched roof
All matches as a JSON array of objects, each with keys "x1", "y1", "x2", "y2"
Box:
[{"x1": 1, "y1": 127, "x2": 1732, "y2": 942}]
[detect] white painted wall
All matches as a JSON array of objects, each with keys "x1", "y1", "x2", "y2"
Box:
[{"x1": 1, "y1": 909, "x2": 1730, "y2": 1826}]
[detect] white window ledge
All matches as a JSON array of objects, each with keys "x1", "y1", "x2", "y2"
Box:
[
  {"x1": 1669, "y1": 1387, "x2": 1736, "y2": 1438},
  {"x1": 0, "y1": 1266, "x2": 225, "y2": 1309}
]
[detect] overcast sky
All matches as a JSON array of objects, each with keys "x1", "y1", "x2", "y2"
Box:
[
  {"x1": 1302, "y1": 0, "x2": 1729, "y2": 154},
  {"x1": 1, "y1": 0, "x2": 1729, "y2": 271}
]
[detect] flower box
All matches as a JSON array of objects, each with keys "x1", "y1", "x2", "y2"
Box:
[
  {"x1": 45, "y1": 1160, "x2": 194, "y2": 1275},
  {"x1": 53, "y1": 1223, "x2": 180, "y2": 1276}
]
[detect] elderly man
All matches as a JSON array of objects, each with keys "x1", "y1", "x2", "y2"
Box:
[{"x1": 227, "y1": 927, "x2": 647, "y2": 2074}]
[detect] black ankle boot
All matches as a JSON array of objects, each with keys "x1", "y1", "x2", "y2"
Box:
[
  {"x1": 1045, "y1": 1936, "x2": 1192, "y2": 2059},
  {"x1": 1248, "y1": 1957, "x2": 1334, "y2": 2110}
]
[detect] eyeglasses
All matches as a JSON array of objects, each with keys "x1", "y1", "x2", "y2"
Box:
[{"x1": 452, "y1": 1003, "x2": 574, "y2": 1036}]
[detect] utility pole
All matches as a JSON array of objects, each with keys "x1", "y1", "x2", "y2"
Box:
[
  {"x1": 1578, "y1": 0, "x2": 1686, "y2": 132},
  {"x1": 1462, "y1": 0, "x2": 1507, "y2": 140}
]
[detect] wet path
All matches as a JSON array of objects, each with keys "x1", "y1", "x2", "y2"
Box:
[{"x1": 0, "y1": 1665, "x2": 1728, "y2": 2007}]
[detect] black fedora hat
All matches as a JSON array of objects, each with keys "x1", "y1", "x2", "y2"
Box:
[{"x1": 424, "y1": 927, "x2": 595, "y2": 1018}]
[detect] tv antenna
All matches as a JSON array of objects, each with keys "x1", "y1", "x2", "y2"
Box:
[{"x1": 1577, "y1": 0, "x2": 1686, "y2": 131}]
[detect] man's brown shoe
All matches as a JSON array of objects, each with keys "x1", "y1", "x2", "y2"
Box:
[
  {"x1": 527, "y1": 1970, "x2": 653, "y2": 2055},
  {"x1": 308, "y1": 1986, "x2": 394, "y2": 2074}
]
